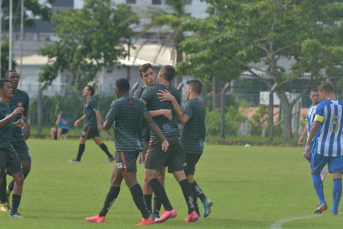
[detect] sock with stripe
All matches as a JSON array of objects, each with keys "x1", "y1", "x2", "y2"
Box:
[
  {"x1": 99, "y1": 186, "x2": 120, "y2": 217},
  {"x1": 179, "y1": 179, "x2": 195, "y2": 214}
]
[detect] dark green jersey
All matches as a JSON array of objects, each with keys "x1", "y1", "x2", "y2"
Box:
[
  {"x1": 0, "y1": 102, "x2": 15, "y2": 152},
  {"x1": 85, "y1": 97, "x2": 99, "y2": 127},
  {"x1": 141, "y1": 84, "x2": 180, "y2": 138},
  {"x1": 9, "y1": 89, "x2": 29, "y2": 142},
  {"x1": 180, "y1": 98, "x2": 206, "y2": 154},
  {"x1": 133, "y1": 86, "x2": 150, "y2": 142},
  {"x1": 106, "y1": 96, "x2": 150, "y2": 152}
]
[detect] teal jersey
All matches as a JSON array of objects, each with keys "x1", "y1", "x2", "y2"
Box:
[
  {"x1": 133, "y1": 86, "x2": 150, "y2": 142},
  {"x1": 106, "y1": 96, "x2": 150, "y2": 152},
  {"x1": 180, "y1": 98, "x2": 206, "y2": 154},
  {"x1": 0, "y1": 102, "x2": 15, "y2": 152},
  {"x1": 141, "y1": 84, "x2": 180, "y2": 138},
  {"x1": 85, "y1": 97, "x2": 99, "y2": 127},
  {"x1": 9, "y1": 89, "x2": 29, "y2": 142}
]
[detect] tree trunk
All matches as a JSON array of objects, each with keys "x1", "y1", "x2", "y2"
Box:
[{"x1": 276, "y1": 90, "x2": 293, "y2": 140}]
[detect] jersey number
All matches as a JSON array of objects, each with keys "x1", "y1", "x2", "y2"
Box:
[{"x1": 331, "y1": 115, "x2": 340, "y2": 133}]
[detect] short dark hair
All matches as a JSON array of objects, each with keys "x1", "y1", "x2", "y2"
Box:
[
  {"x1": 86, "y1": 85, "x2": 95, "y2": 96},
  {"x1": 187, "y1": 79, "x2": 202, "y2": 95},
  {"x1": 318, "y1": 81, "x2": 334, "y2": 93},
  {"x1": 310, "y1": 88, "x2": 319, "y2": 93},
  {"x1": 160, "y1": 65, "x2": 176, "y2": 82},
  {"x1": 0, "y1": 79, "x2": 10, "y2": 89},
  {"x1": 4, "y1": 70, "x2": 17, "y2": 78},
  {"x1": 116, "y1": 78, "x2": 130, "y2": 91},
  {"x1": 139, "y1": 63, "x2": 154, "y2": 78}
]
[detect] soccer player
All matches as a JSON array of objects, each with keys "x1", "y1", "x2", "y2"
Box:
[
  {"x1": 0, "y1": 70, "x2": 31, "y2": 212},
  {"x1": 0, "y1": 78, "x2": 25, "y2": 217},
  {"x1": 85, "y1": 78, "x2": 169, "y2": 225},
  {"x1": 69, "y1": 85, "x2": 115, "y2": 162},
  {"x1": 298, "y1": 88, "x2": 329, "y2": 181},
  {"x1": 50, "y1": 111, "x2": 69, "y2": 140},
  {"x1": 157, "y1": 79, "x2": 213, "y2": 218},
  {"x1": 141, "y1": 65, "x2": 198, "y2": 223},
  {"x1": 134, "y1": 63, "x2": 170, "y2": 219},
  {"x1": 304, "y1": 81, "x2": 343, "y2": 215}
]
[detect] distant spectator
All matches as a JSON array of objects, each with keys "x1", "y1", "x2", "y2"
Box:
[{"x1": 50, "y1": 111, "x2": 69, "y2": 140}]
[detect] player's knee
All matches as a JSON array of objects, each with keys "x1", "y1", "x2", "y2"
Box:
[
  {"x1": 14, "y1": 173, "x2": 24, "y2": 185},
  {"x1": 23, "y1": 166, "x2": 31, "y2": 176}
]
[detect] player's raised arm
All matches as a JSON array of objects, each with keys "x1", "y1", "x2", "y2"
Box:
[
  {"x1": 0, "y1": 107, "x2": 24, "y2": 128},
  {"x1": 143, "y1": 113, "x2": 169, "y2": 152}
]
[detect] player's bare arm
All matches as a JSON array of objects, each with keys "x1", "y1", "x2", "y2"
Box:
[
  {"x1": 0, "y1": 107, "x2": 24, "y2": 128},
  {"x1": 22, "y1": 111, "x2": 31, "y2": 140},
  {"x1": 143, "y1": 113, "x2": 169, "y2": 152},
  {"x1": 157, "y1": 89, "x2": 190, "y2": 124},
  {"x1": 298, "y1": 122, "x2": 308, "y2": 145},
  {"x1": 304, "y1": 121, "x2": 320, "y2": 158},
  {"x1": 74, "y1": 115, "x2": 86, "y2": 127},
  {"x1": 14, "y1": 119, "x2": 25, "y2": 128},
  {"x1": 149, "y1": 109, "x2": 172, "y2": 120},
  {"x1": 102, "y1": 119, "x2": 113, "y2": 130},
  {"x1": 95, "y1": 110, "x2": 103, "y2": 131}
]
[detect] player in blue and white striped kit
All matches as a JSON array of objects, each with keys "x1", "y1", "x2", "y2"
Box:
[
  {"x1": 298, "y1": 89, "x2": 328, "y2": 181},
  {"x1": 304, "y1": 81, "x2": 343, "y2": 215}
]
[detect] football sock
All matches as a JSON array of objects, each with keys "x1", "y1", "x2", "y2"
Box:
[
  {"x1": 8, "y1": 174, "x2": 27, "y2": 192},
  {"x1": 311, "y1": 172, "x2": 325, "y2": 204},
  {"x1": 153, "y1": 196, "x2": 162, "y2": 215},
  {"x1": 99, "y1": 186, "x2": 120, "y2": 217},
  {"x1": 76, "y1": 144, "x2": 85, "y2": 161},
  {"x1": 191, "y1": 182, "x2": 200, "y2": 215},
  {"x1": 99, "y1": 143, "x2": 113, "y2": 158},
  {"x1": 0, "y1": 176, "x2": 6, "y2": 204},
  {"x1": 144, "y1": 194, "x2": 152, "y2": 211},
  {"x1": 332, "y1": 178, "x2": 342, "y2": 213},
  {"x1": 10, "y1": 194, "x2": 21, "y2": 215},
  {"x1": 148, "y1": 178, "x2": 173, "y2": 211},
  {"x1": 130, "y1": 184, "x2": 150, "y2": 219},
  {"x1": 194, "y1": 180, "x2": 206, "y2": 202},
  {"x1": 179, "y1": 179, "x2": 195, "y2": 214}
]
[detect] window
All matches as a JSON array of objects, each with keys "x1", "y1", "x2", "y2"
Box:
[
  {"x1": 126, "y1": 0, "x2": 136, "y2": 4},
  {"x1": 152, "y1": 0, "x2": 162, "y2": 4}
]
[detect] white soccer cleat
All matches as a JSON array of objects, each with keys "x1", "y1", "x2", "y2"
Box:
[{"x1": 320, "y1": 170, "x2": 329, "y2": 181}]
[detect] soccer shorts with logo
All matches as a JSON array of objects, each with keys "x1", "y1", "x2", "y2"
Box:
[
  {"x1": 311, "y1": 153, "x2": 343, "y2": 173},
  {"x1": 0, "y1": 149, "x2": 23, "y2": 179},
  {"x1": 12, "y1": 140, "x2": 31, "y2": 162},
  {"x1": 145, "y1": 135, "x2": 186, "y2": 173},
  {"x1": 115, "y1": 151, "x2": 140, "y2": 173},
  {"x1": 81, "y1": 126, "x2": 100, "y2": 139},
  {"x1": 184, "y1": 152, "x2": 202, "y2": 176}
]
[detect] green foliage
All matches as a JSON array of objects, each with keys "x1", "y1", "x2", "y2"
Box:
[
  {"x1": 1, "y1": 39, "x2": 17, "y2": 78},
  {"x1": 205, "y1": 106, "x2": 245, "y2": 137},
  {"x1": 39, "y1": 0, "x2": 139, "y2": 88}
]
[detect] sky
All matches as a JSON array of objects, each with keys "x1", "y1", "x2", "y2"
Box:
[{"x1": 74, "y1": 0, "x2": 84, "y2": 9}]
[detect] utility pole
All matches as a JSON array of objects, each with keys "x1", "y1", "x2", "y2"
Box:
[
  {"x1": 20, "y1": 0, "x2": 24, "y2": 79},
  {"x1": 220, "y1": 83, "x2": 230, "y2": 140},
  {"x1": 269, "y1": 84, "x2": 277, "y2": 141},
  {"x1": 9, "y1": 0, "x2": 13, "y2": 69}
]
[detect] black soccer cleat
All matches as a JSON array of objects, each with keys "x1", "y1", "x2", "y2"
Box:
[
  {"x1": 108, "y1": 156, "x2": 115, "y2": 162},
  {"x1": 314, "y1": 202, "x2": 327, "y2": 214}
]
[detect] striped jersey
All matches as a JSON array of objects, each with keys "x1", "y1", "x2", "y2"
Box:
[
  {"x1": 306, "y1": 105, "x2": 317, "y2": 139},
  {"x1": 314, "y1": 99, "x2": 343, "y2": 157}
]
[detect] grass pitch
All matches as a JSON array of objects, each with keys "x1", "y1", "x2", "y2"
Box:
[{"x1": 1, "y1": 139, "x2": 343, "y2": 228}]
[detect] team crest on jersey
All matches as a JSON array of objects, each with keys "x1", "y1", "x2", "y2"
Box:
[
  {"x1": 137, "y1": 140, "x2": 142, "y2": 147},
  {"x1": 17, "y1": 102, "x2": 23, "y2": 107},
  {"x1": 163, "y1": 123, "x2": 171, "y2": 132}
]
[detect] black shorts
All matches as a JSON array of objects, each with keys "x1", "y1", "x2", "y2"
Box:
[
  {"x1": 0, "y1": 148, "x2": 23, "y2": 179},
  {"x1": 81, "y1": 126, "x2": 100, "y2": 139},
  {"x1": 145, "y1": 136, "x2": 186, "y2": 173},
  {"x1": 115, "y1": 151, "x2": 139, "y2": 173},
  {"x1": 54, "y1": 128, "x2": 69, "y2": 140},
  {"x1": 184, "y1": 153, "x2": 202, "y2": 176},
  {"x1": 139, "y1": 140, "x2": 150, "y2": 164},
  {"x1": 12, "y1": 140, "x2": 31, "y2": 163}
]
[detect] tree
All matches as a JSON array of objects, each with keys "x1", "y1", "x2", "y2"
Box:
[
  {"x1": 39, "y1": 0, "x2": 139, "y2": 87},
  {"x1": 1, "y1": 0, "x2": 55, "y2": 29},
  {"x1": 176, "y1": 0, "x2": 343, "y2": 140},
  {"x1": 1, "y1": 39, "x2": 17, "y2": 78}
]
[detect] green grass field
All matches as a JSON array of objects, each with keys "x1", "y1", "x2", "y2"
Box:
[{"x1": 1, "y1": 139, "x2": 343, "y2": 228}]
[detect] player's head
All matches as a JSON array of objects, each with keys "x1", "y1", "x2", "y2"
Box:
[
  {"x1": 115, "y1": 78, "x2": 130, "y2": 97},
  {"x1": 4, "y1": 70, "x2": 19, "y2": 90},
  {"x1": 0, "y1": 79, "x2": 13, "y2": 99},
  {"x1": 60, "y1": 111, "x2": 65, "y2": 117},
  {"x1": 186, "y1": 80, "x2": 202, "y2": 100},
  {"x1": 157, "y1": 65, "x2": 175, "y2": 83},
  {"x1": 310, "y1": 88, "x2": 320, "y2": 105},
  {"x1": 139, "y1": 63, "x2": 156, "y2": 87},
  {"x1": 318, "y1": 81, "x2": 334, "y2": 100},
  {"x1": 83, "y1": 85, "x2": 94, "y2": 97}
]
